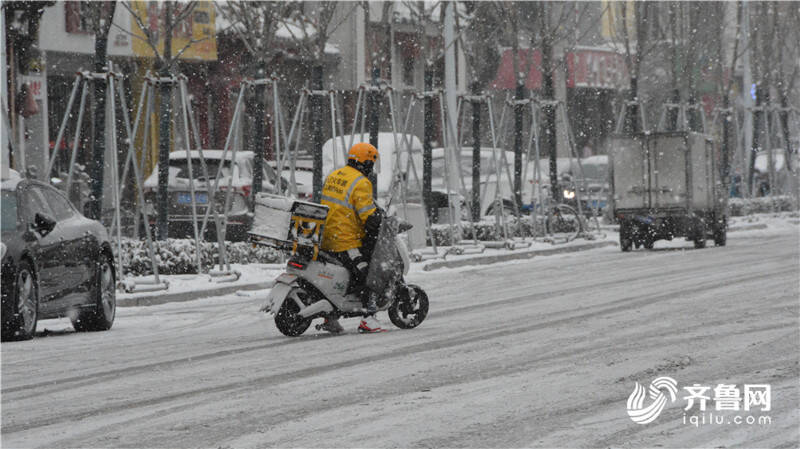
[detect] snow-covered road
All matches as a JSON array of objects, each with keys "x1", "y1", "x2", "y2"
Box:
[{"x1": 2, "y1": 223, "x2": 798, "y2": 448}]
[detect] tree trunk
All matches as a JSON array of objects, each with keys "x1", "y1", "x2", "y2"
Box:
[
  {"x1": 748, "y1": 84, "x2": 768, "y2": 195},
  {"x1": 311, "y1": 64, "x2": 324, "y2": 202},
  {"x1": 251, "y1": 60, "x2": 267, "y2": 201},
  {"x1": 156, "y1": 1, "x2": 173, "y2": 240},
  {"x1": 471, "y1": 82, "x2": 481, "y2": 221},
  {"x1": 368, "y1": 66, "x2": 380, "y2": 197},
  {"x1": 542, "y1": 39, "x2": 557, "y2": 201},
  {"x1": 513, "y1": 82, "x2": 525, "y2": 210},
  {"x1": 88, "y1": 21, "x2": 108, "y2": 220},
  {"x1": 423, "y1": 68, "x2": 434, "y2": 220}
]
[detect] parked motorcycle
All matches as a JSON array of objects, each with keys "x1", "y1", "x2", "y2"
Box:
[{"x1": 259, "y1": 215, "x2": 429, "y2": 336}]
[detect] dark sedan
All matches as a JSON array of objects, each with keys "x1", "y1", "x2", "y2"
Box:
[{"x1": 1, "y1": 177, "x2": 116, "y2": 341}]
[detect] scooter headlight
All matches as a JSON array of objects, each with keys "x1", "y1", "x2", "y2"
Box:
[{"x1": 563, "y1": 189, "x2": 575, "y2": 199}]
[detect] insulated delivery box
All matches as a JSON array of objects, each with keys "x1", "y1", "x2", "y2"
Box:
[
  {"x1": 249, "y1": 193, "x2": 329, "y2": 259},
  {"x1": 608, "y1": 131, "x2": 728, "y2": 251}
]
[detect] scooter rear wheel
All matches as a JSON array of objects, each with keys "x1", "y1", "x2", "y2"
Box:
[
  {"x1": 275, "y1": 288, "x2": 312, "y2": 336},
  {"x1": 389, "y1": 284, "x2": 429, "y2": 329}
]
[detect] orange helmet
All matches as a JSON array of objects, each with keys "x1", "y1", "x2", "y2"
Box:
[{"x1": 348, "y1": 142, "x2": 379, "y2": 164}]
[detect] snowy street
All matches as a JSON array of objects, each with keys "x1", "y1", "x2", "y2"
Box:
[{"x1": 2, "y1": 223, "x2": 798, "y2": 448}]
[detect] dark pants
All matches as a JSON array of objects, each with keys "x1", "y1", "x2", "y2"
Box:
[{"x1": 332, "y1": 247, "x2": 372, "y2": 308}]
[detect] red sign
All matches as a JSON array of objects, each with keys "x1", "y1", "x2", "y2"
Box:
[
  {"x1": 566, "y1": 49, "x2": 627, "y2": 89},
  {"x1": 491, "y1": 48, "x2": 628, "y2": 90}
]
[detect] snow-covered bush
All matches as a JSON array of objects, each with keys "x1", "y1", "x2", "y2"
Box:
[
  {"x1": 120, "y1": 239, "x2": 281, "y2": 276},
  {"x1": 728, "y1": 195, "x2": 797, "y2": 216},
  {"x1": 429, "y1": 217, "x2": 547, "y2": 246}
]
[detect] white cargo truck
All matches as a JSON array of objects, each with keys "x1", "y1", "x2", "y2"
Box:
[{"x1": 608, "y1": 132, "x2": 728, "y2": 251}]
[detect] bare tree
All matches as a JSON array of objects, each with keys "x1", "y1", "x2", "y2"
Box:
[
  {"x1": 275, "y1": 1, "x2": 357, "y2": 200},
  {"x1": 525, "y1": 1, "x2": 594, "y2": 200},
  {"x1": 87, "y1": 1, "x2": 118, "y2": 220},
  {"x1": 217, "y1": 1, "x2": 295, "y2": 195},
  {"x1": 121, "y1": 0, "x2": 200, "y2": 239},
  {"x1": 614, "y1": 1, "x2": 656, "y2": 133}
]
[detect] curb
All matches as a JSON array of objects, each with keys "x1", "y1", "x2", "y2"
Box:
[
  {"x1": 421, "y1": 240, "x2": 618, "y2": 271},
  {"x1": 728, "y1": 223, "x2": 768, "y2": 232},
  {"x1": 117, "y1": 281, "x2": 275, "y2": 307}
]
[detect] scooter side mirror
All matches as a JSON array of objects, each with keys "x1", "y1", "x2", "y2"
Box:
[
  {"x1": 397, "y1": 220, "x2": 413, "y2": 233},
  {"x1": 32, "y1": 212, "x2": 57, "y2": 236}
]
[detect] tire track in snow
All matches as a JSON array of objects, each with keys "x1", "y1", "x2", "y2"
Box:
[
  {"x1": 3, "y1": 266, "x2": 794, "y2": 436},
  {"x1": 3, "y1": 250, "x2": 788, "y2": 399}
]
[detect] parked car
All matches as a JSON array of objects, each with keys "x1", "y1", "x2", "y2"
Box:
[
  {"x1": 143, "y1": 150, "x2": 283, "y2": 241},
  {"x1": 1, "y1": 177, "x2": 116, "y2": 341},
  {"x1": 267, "y1": 159, "x2": 314, "y2": 201},
  {"x1": 429, "y1": 147, "x2": 536, "y2": 218}
]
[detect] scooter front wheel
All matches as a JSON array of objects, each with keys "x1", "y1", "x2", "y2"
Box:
[
  {"x1": 389, "y1": 284, "x2": 429, "y2": 329},
  {"x1": 275, "y1": 288, "x2": 312, "y2": 336}
]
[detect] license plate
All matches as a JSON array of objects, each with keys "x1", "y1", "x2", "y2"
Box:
[{"x1": 177, "y1": 192, "x2": 208, "y2": 204}]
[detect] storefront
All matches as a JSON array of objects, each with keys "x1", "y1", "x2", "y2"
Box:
[{"x1": 490, "y1": 46, "x2": 628, "y2": 156}]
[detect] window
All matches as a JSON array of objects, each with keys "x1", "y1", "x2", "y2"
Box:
[
  {"x1": 169, "y1": 158, "x2": 231, "y2": 181},
  {"x1": 19, "y1": 187, "x2": 53, "y2": 225},
  {"x1": 38, "y1": 186, "x2": 75, "y2": 221},
  {"x1": 402, "y1": 55, "x2": 416, "y2": 86},
  {"x1": 65, "y1": 2, "x2": 91, "y2": 34},
  {"x1": 1, "y1": 191, "x2": 19, "y2": 231}
]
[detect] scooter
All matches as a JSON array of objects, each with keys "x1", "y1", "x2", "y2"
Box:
[{"x1": 260, "y1": 216, "x2": 429, "y2": 336}]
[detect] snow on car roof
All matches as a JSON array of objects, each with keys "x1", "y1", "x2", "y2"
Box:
[
  {"x1": 167, "y1": 150, "x2": 254, "y2": 161},
  {"x1": 580, "y1": 155, "x2": 608, "y2": 165},
  {"x1": 431, "y1": 147, "x2": 512, "y2": 157},
  {"x1": 1, "y1": 177, "x2": 23, "y2": 191}
]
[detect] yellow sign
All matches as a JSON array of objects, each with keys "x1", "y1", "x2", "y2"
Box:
[
  {"x1": 601, "y1": 0, "x2": 636, "y2": 40},
  {"x1": 129, "y1": 1, "x2": 217, "y2": 61}
]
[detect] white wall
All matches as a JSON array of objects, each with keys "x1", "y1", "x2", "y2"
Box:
[{"x1": 38, "y1": 3, "x2": 133, "y2": 57}]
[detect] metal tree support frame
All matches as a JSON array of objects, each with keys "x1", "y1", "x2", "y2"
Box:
[
  {"x1": 434, "y1": 90, "x2": 484, "y2": 256},
  {"x1": 657, "y1": 102, "x2": 708, "y2": 133},
  {"x1": 454, "y1": 93, "x2": 529, "y2": 251},
  {"x1": 741, "y1": 105, "x2": 800, "y2": 202},
  {"x1": 45, "y1": 70, "x2": 168, "y2": 292},
  {"x1": 499, "y1": 96, "x2": 603, "y2": 244},
  {"x1": 614, "y1": 99, "x2": 650, "y2": 134},
  {"x1": 135, "y1": 74, "x2": 232, "y2": 283},
  {"x1": 385, "y1": 89, "x2": 440, "y2": 260},
  {"x1": 552, "y1": 99, "x2": 603, "y2": 239}
]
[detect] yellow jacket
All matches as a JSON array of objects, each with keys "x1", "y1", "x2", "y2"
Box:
[{"x1": 320, "y1": 165, "x2": 377, "y2": 252}]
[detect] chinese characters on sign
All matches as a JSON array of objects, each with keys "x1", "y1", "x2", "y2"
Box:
[{"x1": 683, "y1": 384, "x2": 771, "y2": 412}]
